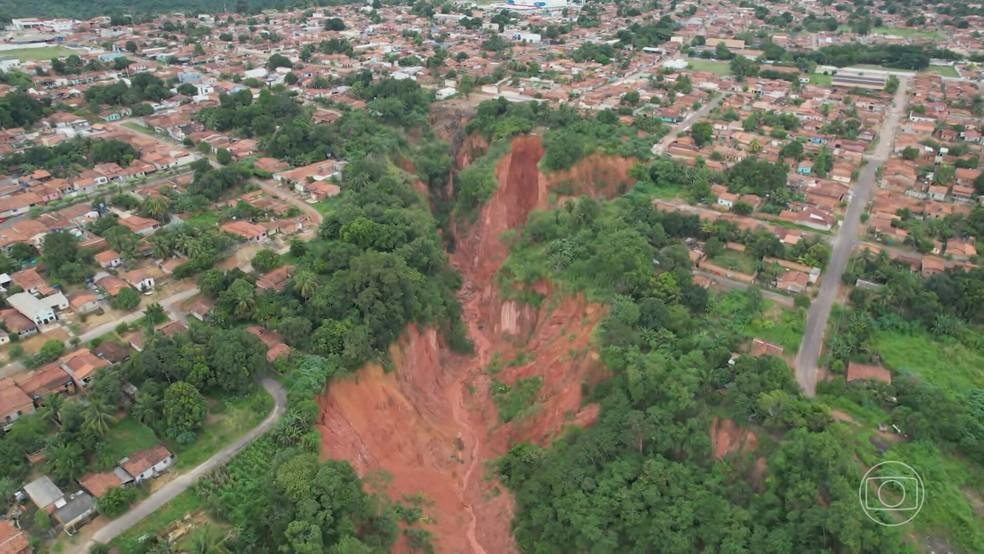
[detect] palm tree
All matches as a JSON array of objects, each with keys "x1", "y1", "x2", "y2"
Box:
[
  {"x1": 132, "y1": 392, "x2": 159, "y2": 426},
  {"x1": 141, "y1": 195, "x2": 171, "y2": 222},
  {"x1": 82, "y1": 401, "x2": 116, "y2": 438},
  {"x1": 188, "y1": 525, "x2": 231, "y2": 554},
  {"x1": 292, "y1": 269, "x2": 318, "y2": 299},
  {"x1": 39, "y1": 394, "x2": 64, "y2": 427}
]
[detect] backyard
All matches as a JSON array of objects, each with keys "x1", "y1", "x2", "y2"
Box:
[{"x1": 708, "y1": 249, "x2": 758, "y2": 275}]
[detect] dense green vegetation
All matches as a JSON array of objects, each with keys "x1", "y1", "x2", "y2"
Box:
[
  {"x1": 820, "y1": 251, "x2": 984, "y2": 551},
  {"x1": 0, "y1": 91, "x2": 47, "y2": 129},
  {"x1": 198, "y1": 156, "x2": 469, "y2": 369},
  {"x1": 0, "y1": 137, "x2": 138, "y2": 176},
  {"x1": 495, "y1": 193, "x2": 903, "y2": 551}
]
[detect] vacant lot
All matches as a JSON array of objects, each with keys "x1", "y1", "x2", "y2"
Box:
[
  {"x1": 688, "y1": 59, "x2": 732, "y2": 76},
  {"x1": 1, "y1": 46, "x2": 77, "y2": 61},
  {"x1": 873, "y1": 330, "x2": 984, "y2": 393},
  {"x1": 709, "y1": 250, "x2": 758, "y2": 275}
]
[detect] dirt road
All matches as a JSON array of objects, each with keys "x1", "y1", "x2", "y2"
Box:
[
  {"x1": 793, "y1": 78, "x2": 909, "y2": 396},
  {"x1": 78, "y1": 378, "x2": 286, "y2": 553}
]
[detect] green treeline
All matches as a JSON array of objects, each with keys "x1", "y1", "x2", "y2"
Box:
[{"x1": 496, "y1": 193, "x2": 905, "y2": 551}]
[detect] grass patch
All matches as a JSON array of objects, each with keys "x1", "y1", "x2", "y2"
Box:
[
  {"x1": 122, "y1": 121, "x2": 156, "y2": 135},
  {"x1": 100, "y1": 417, "x2": 160, "y2": 467},
  {"x1": 885, "y1": 441, "x2": 984, "y2": 553},
  {"x1": 185, "y1": 211, "x2": 220, "y2": 228},
  {"x1": 741, "y1": 304, "x2": 806, "y2": 352},
  {"x1": 168, "y1": 388, "x2": 273, "y2": 470},
  {"x1": 926, "y1": 65, "x2": 959, "y2": 78},
  {"x1": 809, "y1": 73, "x2": 833, "y2": 86},
  {"x1": 491, "y1": 377, "x2": 543, "y2": 423},
  {"x1": 630, "y1": 179, "x2": 682, "y2": 200},
  {"x1": 872, "y1": 330, "x2": 984, "y2": 393},
  {"x1": 687, "y1": 58, "x2": 732, "y2": 76},
  {"x1": 872, "y1": 26, "x2": 944, "y2": 40},
  {"x1": 709, "y1": 250, "x2": 758, "y2": 275},
  {"x1": 0, "y1": 46, "x2": 77, "y2": 61},
  {"x1": 110, "y1": 490, "x2": 204, "y2": 552}
]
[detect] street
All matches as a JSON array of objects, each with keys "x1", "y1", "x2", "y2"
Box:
[
  {"x1": 793, "y1": 78, "x2": 909, "y2": 396},
  {"x1": 78, "y1": 378, "x2": 286, "y2": 553},
  {"x1": 651, "y1": 93, "x2": 727, "y2": 156}
]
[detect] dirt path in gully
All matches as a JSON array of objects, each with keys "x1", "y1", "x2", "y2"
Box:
[{"x1": 315, "y1": 135, "x2": 635, "y2": 553}]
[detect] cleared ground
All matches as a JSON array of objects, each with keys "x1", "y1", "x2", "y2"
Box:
[{"x1": 0, "y1": 46, "x2": 77, "y2": 61}]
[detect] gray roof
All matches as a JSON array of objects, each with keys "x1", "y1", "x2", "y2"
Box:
[
  {"x1": 7, "y1": 292, "x2": 51, "y2": 318},
  {"x1": 24, "y1": 475, "x2": 63, "y2": 509},
  {"x1": 53, "y1": 491, "x2": 95, "y2": 526}
]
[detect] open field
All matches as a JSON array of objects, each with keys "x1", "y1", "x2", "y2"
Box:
[
  {"x1": 0, "y1": 46, "x2": 77, "y2": 61},
  {"x1": 873, "y1": 26, "x2": 944, "y2": 40},
  {"x1": 741, "y1": 304, "x2": 806, "y2": 352},
  {"x1": 709, "y1": 250, "x2": 758, "y2": 274},
  {"x1": 926, "y1": 65, "x2": 959, "y2": 78},
  {"x1": 687, "y1": 59, "x2": 732, "y2": 76},
  {"x1": 809, "y1": 73, "x2": 833, "y2": 86},
  {"x1": 873, "y1": 330, "x2": 984, "y2": 393}
]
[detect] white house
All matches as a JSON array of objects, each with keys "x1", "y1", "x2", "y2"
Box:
[
  {"x1": 7, "y1": 292, "x2": 57, "y2": 327},
  {"x1": 119, "y1": 445, "x2": 174, "y2": 483}
]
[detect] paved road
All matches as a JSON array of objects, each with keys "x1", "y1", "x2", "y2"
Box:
[
  {"x1": 651, "y1": 93, "x2": 727, "y2": 156},
  {"x1": 793, "y1": 78, "x2": 909, "y2": 396},
  {"x1": 78, "y1": 378, "x2": 286, "y2": 553},
  {"x1": 75, "y1": 287, "x2": 200, "y2": 344}
]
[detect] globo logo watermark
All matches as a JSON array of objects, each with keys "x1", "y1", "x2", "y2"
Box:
[{"x1": 858, "y1": 461, "x2": 925, "y2": 526}]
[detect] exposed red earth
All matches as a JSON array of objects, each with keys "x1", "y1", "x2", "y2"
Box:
[{"x1": 316, "y1": 135, "x2": 633, "y2": 552}]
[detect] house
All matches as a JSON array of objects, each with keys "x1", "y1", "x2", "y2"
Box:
[
  {"x1": 183, "y1": 296, "x2": 214, "y2": 321},
  {"x1": 256, "y1": 265, "x2": 292, "y2": 292},
  {"x1": 93, "y1": 341, "x2": 131, "y2": 364},
  {"x1": 119, "y1": 445, "x2": 175, "y2": 483},
  {"x1": 0, "y1": 379, "x2": 35, "y2": 431},
  {"x1": 776, "y1": 270, "x2": 810, "y2": 293},
  {"x1": 220, "y1": 220, "x2": 268, "y2": 242},
  {"x1": 121, "y1": 269, "x2": 155, "y2": 292},
  {"x1": 846, "y1": 362, "x2": 892, "y2": 384},
  {"x1": 119, "y1": 215, "x2": 161, "y2": 236},
  {"x1": 95, "y1": 274, "x2": 127, "y2": 297},
  {"x1": 0, "y1": 519, "x2": 30, "y2": 554},
  {"x1": 11, "y1": 268, "x2": 54, "y2": 297},
  {"x1": 273, "y1": 160, "x2": 342, "y2": 192},
  {"x1": 15, "y1": 363, "x2": 76, "y2": 403},
  {"x1": 60, "y1": 349, "x2": 110, "y2": 389},
  {"x1": 69, "y1": 291, "x2": 102, "y2": 315},
  {"x1": 23, "y1": 476, "x2": 63, "y2": 512},
  {"x1": 53, "y1": 490, "x2": 97, "y2": 534},
  {"x1": 7, "y1": 292, "x2": 57, "y2": 327},
  {"x1": 79, "y1": 468, "x2": 131, "y2": 498},
  {"x1": 0, "y1": 309, "x2": 37, "y2": 338},
  {"x1": 95, "y1": 249, "x2": 122, "y2": 269}
]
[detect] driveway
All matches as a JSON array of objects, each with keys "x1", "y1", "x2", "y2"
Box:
[
  {"x1": 78, "y1": 378, "x2": 287, "y2": 553},
  {"x1": 793, "y1": 78, "x2": 909, "y2": 396}
]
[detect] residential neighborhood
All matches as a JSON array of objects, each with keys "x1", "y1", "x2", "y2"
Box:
[{"x1": 0, "y1": 0, "x2": 981, "y2": 552}]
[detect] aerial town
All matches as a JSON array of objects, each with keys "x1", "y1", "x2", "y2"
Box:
[{"x1": 0, "y1": 0, "x2": 982, "y2": 553}]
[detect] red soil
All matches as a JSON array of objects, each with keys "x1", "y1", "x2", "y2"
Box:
[
  {"x1": 710, "y1": 417, "x2": 759, "y2": 460},
  {"x1": 316, "y1": 135, "x2": 621, "y2": 553}
]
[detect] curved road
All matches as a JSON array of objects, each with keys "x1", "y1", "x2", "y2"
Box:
[
  {"x1": 78, "y1": 378, "x2": 286, "y2": 553},
  {"x1": 793, "y1": 78, "x2": 909, "y2": 396}
]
